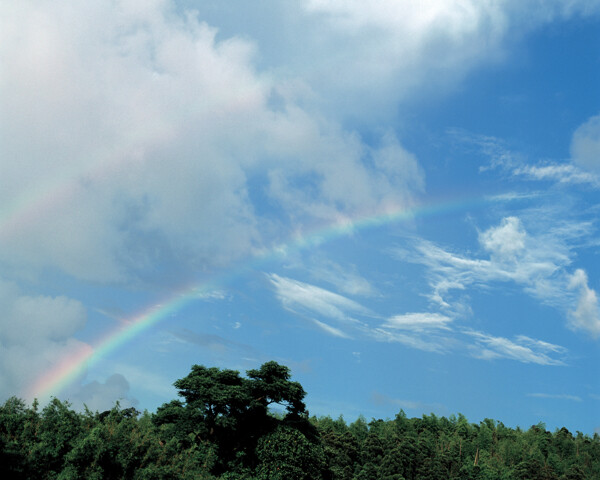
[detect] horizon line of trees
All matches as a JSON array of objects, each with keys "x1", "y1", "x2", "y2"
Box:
[{"x1": 1, "y1": 361, "x2": 599, "y2": 479}]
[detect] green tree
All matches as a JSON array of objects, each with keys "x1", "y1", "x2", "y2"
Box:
[
  {"x1": 154, "y1": 361, "x2": 309, "y2": 476},
  {"x1": 29, "y1": 398, "x2": 82, "y2": 478},
  {"x1": 255, "y1": 425, "x2": 326, "y2": 480}
]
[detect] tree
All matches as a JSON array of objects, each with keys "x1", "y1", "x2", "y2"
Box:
[
  {"x1": 246, "y1": 361, "x2": 306, "y2": 416},
  {"x1": 153, "y1": 361, "x2": 310, "y2": 475},
  {"x1": 255, "y1": 425, "x2": 326, "y2": 480},
  {"x1": 29, "y1": 398, "x2": 82, "y2": 478}
]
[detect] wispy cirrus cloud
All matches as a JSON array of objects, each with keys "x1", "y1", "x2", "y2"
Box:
[
  {"x1": 512, "y1": 163, "x2": 600, "y2": 187},
  {"x1": 383, "y1": 312, "x2": 453, "y2": 331},
  {"x1": 402, "y1": 217, "x2": 571, "y2": 308},
  {"x1": 311, "y1": 319, "x2": 351, "y2": 339},
  {"x1": 267, "y1": 273, "x2": 567, "y2": 362},
  {"x1": 369, "y1": 326, "x2": 455, "y2": 353},
  {"x1": 464, "y1": 330, "x2": 567, "y2": 366},
  {"x1": 453, "y1": 119, "x2": 600, "y2": 188},
  {"x1": 267, "y1": 273, "x2": 371, "y2": 324},
  {"x1": 395, "y1": 214, "x2": 598, "y2": 340},
  {"x1": 371, "y1": 391, "x2": 446, "y2": 413},
  {"x1": 268, "y1": 273, "x2": 455, "y2": 351},
  {"x1": 307, "y1": 258, "x2": 378, "y2": 297},
  {"x1": 527, "y1": 393, "x2": 582, "y2": 402}
]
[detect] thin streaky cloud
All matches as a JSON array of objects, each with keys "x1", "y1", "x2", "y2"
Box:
[
  {"x1": 307, "y1": 258, "x2": 378, "y2": 297},
  {"x1": 453, "y1": 127, "x2": 600, "y2": 188},
  {"x1": 464, "y1": 330, "x2": 567, "y2": 366},
  {"x1": 513, "y1": 163, "x2": 600, "y2": 187},
  {"x1": 267, "y1": 273, "x2": 372, "y2": 322},
  {"x1": 383, "y1": 312, "x2": 453, "y2": 331},
  {"x1": 395, "y1": 214, "x2": 594, "y2": 332},
  {"x1": 371, "y1": 391, "x2": 446, "y2": 413},
  {"x1": 527, "y1": 393, "x2": 582, "y2": 402},
  {"x1": 369, "y1": 327, "x2": 453, "y2": 354},
  {"x1": 311, "y1": 319, "x2": 351, "y2": 339},
  {"x1": 267, "y1": 273, "x2": 569, "y2": 364}
]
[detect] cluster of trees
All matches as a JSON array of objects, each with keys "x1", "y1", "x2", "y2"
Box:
[{"x1": 1, "y1": 361, "x2": 598, "y2": 479}]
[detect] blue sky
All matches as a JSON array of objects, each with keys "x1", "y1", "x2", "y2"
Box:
[{"x1": 1, "y1": 1, "x2": 599, "y2": 434}]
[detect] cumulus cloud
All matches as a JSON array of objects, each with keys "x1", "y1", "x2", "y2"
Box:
[
  {"x1": 0, "y1": 0, "x2": 426, "y2": 285},
  {"x1": 479, "y1": 216, "x2": 526, "y2": 260},
  {"x1": 0, "y1": 277, "x2": 144, "y2": 410},
  {"x1": 298, "y1": 0, "x2": 600, "y2": 120},
  {"x1": 567, "y1": 269, "x2": 600, "y2": 338},
  {"x1": 0, "y1": 278, "x2": 87, "y2": 401},
  {"x1": 571, "y1": 114, "x2": 600, "y2": 172},
  {"x1": 64, "y1": 374, "x2": 138, "y2": 412}
]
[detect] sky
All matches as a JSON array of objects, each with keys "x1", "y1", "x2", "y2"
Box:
[{"x1": 1, "y1": 0, "x2": 599, "y2": 434}]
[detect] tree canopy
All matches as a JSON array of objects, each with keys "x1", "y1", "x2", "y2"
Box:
[{"x1": 1, "y1": 361, "x2": 599, "y2": 479}]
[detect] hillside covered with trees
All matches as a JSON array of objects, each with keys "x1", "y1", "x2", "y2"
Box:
[{"x1": 1, "y1": 362, "x2": 598, "y2": 479}]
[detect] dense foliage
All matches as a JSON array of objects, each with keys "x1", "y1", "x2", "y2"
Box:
[{"x1": 1, "y1": 361, "x2": 598, "y2": 479}]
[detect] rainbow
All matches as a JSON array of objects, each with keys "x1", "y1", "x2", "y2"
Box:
[{"x1": 26, "y1": 194, "x2": 496, "y2": 402}]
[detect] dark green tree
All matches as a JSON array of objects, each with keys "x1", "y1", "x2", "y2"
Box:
[
  {"x1": 153, "y1": 361, "x2": 310, "y2": 476},
  {"x1": 255, "y1": 425, "x2": 326, "y2": 480}
]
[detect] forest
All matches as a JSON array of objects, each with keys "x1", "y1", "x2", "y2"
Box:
[{"x1": 1, "y1": 361, "x2": 598, "y2": 480}]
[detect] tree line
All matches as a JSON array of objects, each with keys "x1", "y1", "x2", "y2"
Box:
[{"x1": 1, "y1": 361, "x2": 598, "y2": 479}]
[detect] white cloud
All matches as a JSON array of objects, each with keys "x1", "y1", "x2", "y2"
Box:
[
  {"x1": 571, "y1": 114, "x2": 600, "y2": 172},
  {"x1": 567, "y1": 269, "x2": 600, "y2": 338},
  {"x1": 307, "y1": 258, "x2": 377, "y2": 297},
  {"x1": 474, "y1": 113, "x2": 600, "y2": 187},
  {"x1": 191, "y1": 289, "x2": 230, "y2": 301},
  {"x1": 64, "y1": 374, "x2": 138, "y2": 412},
  {"x1": 370, "y1": 327, "x2": 453, "y2": 353},
  {"x1": 267, "y1": 273, "x2": 370, "y2": 324},
  {"x1": 299, "y1": 0, "x2": 600, "y2": 121},
  {"x1": 515, "y1": 335, "x2": 569, "y2": 354},
  {"x1": 312, "y1": 319, "x2": 351, "y2": 338},
  {"x1": 110, "y1": 364, "x2": 177, "y2": 400},
  {"x1": 268, "y1": 273, "x2": 451, "y2": 349},
  {"x1": 268, "y1": 273, "x2": 568, "y2": 362},
  {"x1": 0, "y1": 278, "x2": 89, "y2": 401},
  {"x1": 384, "y1": 312, "x2": 453, "y2": 331},
  {"x1": 527, "y1": 393, "x2": 582, "y2": 402},
  {"x1": 398, "y1": 215, "x2": 593, "y2": 327},
  {"x1": 0, "y1": 277, "x2": 143, "y2": 410},
  {"x1": 371, "y1": 391, "x2": 446, "y2": 412},
  {"x1": 479, "y1": 216, "x2": 526, "y2": 260},
  {"x1": 513, "y1": 163, "x2": 600, "y2": 187},
  {"x1": 391, "y1": 212, "x2": 600, "y2": 345},
  {"x1": 455, "y1": 129, "x2": 600, "y2": 187},
  {"x1": 0, "y1": 0, "x2": 426, "y2": 285},
  {"x1": 464, "y1": 330, "x2": 566, "y2": 365}
]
